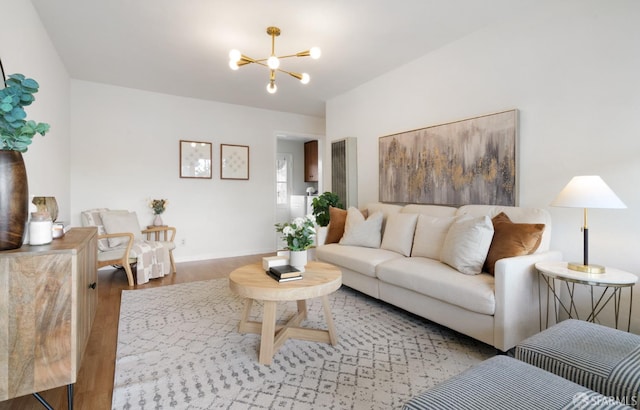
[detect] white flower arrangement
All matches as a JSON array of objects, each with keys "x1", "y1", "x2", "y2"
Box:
[{"x1": 275, "y1": 214, "x2": 316, "y2": 251}]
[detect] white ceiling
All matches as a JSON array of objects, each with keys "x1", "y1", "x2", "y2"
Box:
[{"x1": 31, "y1": 0, "x2": 545, "y2": 118}]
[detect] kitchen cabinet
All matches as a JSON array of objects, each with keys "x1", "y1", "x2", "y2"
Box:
[{"x1": 304, "y1": 140, "x2": 318, "y2": 182}]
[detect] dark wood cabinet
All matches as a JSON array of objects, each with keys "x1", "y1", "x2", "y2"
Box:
[{"x1": 304, "y1": 140, "x2": 318, "y2": 182}]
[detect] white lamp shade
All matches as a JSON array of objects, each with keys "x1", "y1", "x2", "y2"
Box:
[{"x1": 551, "y1": 175, "x2": 626, "y2": 209}]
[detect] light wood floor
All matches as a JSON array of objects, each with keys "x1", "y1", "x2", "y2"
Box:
[{"x1": 0, "y1": 253, "x2": 269, "y2": 410}]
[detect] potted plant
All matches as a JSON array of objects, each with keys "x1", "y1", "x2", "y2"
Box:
[
  {"x1": 275, "y1": 215, "x2": 316, "y2": 271},
  {"x1": 311, "y1": 191, "x2": 343, "y2": 246},
  {"x1": 0, "y1": 65, "x2": 51, "y2": 250}
]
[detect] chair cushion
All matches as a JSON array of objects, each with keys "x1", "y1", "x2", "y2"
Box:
[
  {"x1": 81, "y1": 208, "x2": 111, "y2": 251},
  {"x1": 101, "y1": 211, "x2": 143, "y2": 248},
  {"x1": 377, "y1": 257, "x2": 495, "y2": 315},
  {"x1": 97, "y1": 247, "x2": 136, "y2": 263}
]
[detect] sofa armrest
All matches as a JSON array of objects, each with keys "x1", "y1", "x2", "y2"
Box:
[{"x1": 493, "y1": 250, "x2": 563, "y2": 351}]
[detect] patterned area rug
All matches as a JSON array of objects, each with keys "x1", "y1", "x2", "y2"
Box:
[{"x1": 112, "y1": 279, "x2": 495, "y2": 409}]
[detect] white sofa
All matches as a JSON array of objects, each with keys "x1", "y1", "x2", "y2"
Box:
[{"x1": 316, "y1": 203, "x2": 562, "y2": 352}]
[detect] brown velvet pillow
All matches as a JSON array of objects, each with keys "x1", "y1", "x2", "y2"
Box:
[
  {"x1": 484, "y1": 212, "x2": 545, "y2": 275},
  {"x1": 324, "y1": 206, "x2": 348, "y2": 244}
]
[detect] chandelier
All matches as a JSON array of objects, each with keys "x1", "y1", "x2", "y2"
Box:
[{"x1": 228, "y1": 26, "x2": 321, "y2": 94}]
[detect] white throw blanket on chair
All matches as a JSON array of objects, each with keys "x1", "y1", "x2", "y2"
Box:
[{"x1": 131, "y1": 240, "x2": 171, "y2": 285}]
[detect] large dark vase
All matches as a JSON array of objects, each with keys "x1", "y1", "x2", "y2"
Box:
[{"x1": 0, "y1": 150, "x2": 28, "y2": 250}]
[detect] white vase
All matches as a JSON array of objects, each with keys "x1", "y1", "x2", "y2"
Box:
[
  {"x1": 315, "y1": 225, "x2": 328, "y2": 246},
  {"x1": 289, "y1": 250, "x2": 307, "y2": 272},
  {"x1": 153, "y1": 214, "x2": 164, "y2": 226}
]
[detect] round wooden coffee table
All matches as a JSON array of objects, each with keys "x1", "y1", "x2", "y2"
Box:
[{"x1": 229, "y1": 261, "x2": 342, "y2": 365}]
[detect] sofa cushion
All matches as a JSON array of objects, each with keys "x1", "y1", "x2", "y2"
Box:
[
  {"x1": 484, "y1": 212, "x2": 545, "y2": 275},
  {"x1": 411, "y1": 215, "x2": 456, "y2": 259},
  {"x1": 325, "y1": 206, "x2": 348, "y2": 244},
  {"x1": 339, "y1": 207, "x2": 383, "y2": 248},
  {"x1": 377, "y1": 257, "x2": 495, "y2": 315},
  {"x1": 316, "y1": 243, "x2": 403, "y2": 278},
  {"x1": 380, "y1": 213, "x2": 418, "y2": 256},
  {"x1": 440, "y1": 215, "x2": 494, "y2": 275},
  {"x1": 101, "y1": 211, "x2": 143, "y2": 248}
]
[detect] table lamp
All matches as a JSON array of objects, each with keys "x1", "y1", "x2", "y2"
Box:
[{"x1": 551, "y1": 176, "x2": 626, "y2": 273}]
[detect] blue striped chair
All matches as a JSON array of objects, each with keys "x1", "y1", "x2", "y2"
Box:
[
  {"x1": 404, "y1": 355, "x2": 633, "y2": 409},
  {"x1": 516, "y1": 319, "x2": 640, "y2": 409}
]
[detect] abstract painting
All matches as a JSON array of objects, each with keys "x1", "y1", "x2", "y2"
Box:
[{"x1": 379, "y1": 110, "x2": 517, "y2": 206}]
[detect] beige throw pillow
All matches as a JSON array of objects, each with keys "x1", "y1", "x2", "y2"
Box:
[
  {"x1": 339, "y1": 207, "x2": 383, "y2": 248},
  {"x1": 440, "y1": 215, "x2": 494, "y2": 275},
  {"x1": 100, "y1": 211, "x2": 142, "y2": 248},
  {"x1": 411, "y1": 214, "x2": 456, "y2": 259},
  {"x1": 380, "y1": 213, "x2": 418, "y2": 256}
]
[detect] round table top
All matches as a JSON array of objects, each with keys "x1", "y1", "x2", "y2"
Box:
[
  {"x1": 535, "y1": 261, "x2": 638, "y2": 286},
  {"x1": 229, "y1": 261, "x2": 342, "y2": 301}
]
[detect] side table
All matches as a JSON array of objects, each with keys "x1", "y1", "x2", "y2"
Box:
[{"x1": 536, "y1": 261, "x2": 637, "y2": 331}]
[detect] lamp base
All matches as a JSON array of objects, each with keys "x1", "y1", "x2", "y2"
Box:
[{"x1": 567, "y1": 262, "x2": 606, "y2": 274}]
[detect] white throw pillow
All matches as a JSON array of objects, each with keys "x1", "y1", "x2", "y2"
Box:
[
  {"x1": 440, "y1": 215, "x2": 494, "y2": 275},
  {"x1": 411, "y1": 215, "x2": 456, "y2": 259},
  {"x1": 100, "y1": 211, "x2": 143, "y2": 248},
  {"x1": 339, "y1": 207, "x2": 383, "y2": 248},
  {"x1": 380, "y1": 213, "x2": 418, "y2": 256}
]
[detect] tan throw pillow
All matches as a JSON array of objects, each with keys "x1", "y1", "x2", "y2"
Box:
[
  {"x1": 411, "y1": 215, "x2": 457, "y2": 259},
  {"x1": 380, "y1": 213, "x2": 418, "y2": 256},
  {"x1": 325, "y1": 206, "x2": 348, "y2": 244},
  {"x1": 100, "y1": 211, "x2": 143, "y2": 248},
  {"x1": 484, "y1": 212, "x2": 545, "y2": 275},
  {"x1": 339, "y1": 207, "x2": 383, "y2": 248},
  {"x1": 440, "y1": 215, "x2": 494, "y2": 275}
]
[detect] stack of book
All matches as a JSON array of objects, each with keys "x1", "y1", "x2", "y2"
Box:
[{"x1": 267, "y1": 265, "x2": 302, "y2": 282}]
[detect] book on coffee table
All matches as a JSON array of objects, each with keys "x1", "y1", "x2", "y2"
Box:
[
  {"x1": 266, "y1": 269, "x2": 302, "y2": 282},
  {"x1": 268, "y1": 265, "x2": 301, "y2": 279}
]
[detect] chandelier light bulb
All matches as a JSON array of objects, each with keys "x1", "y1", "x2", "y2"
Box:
[
  {"x1": 310, "y1": 47, "x2": 321, "y2": 59},
  {"x1": 229, "y1": 60, "x2": 239, "y2": 70},
  {"x1": 229, "y1": 49, "x2": 241, "y2": 63},
  {"x1": 300, "y1": 73, "x2": 310, "y2": 84},
  {"x1": 267, "y1": 82, "x2": 277, "y2": 94},
  {"x1": 267, "y1": 56, "x2": 280, "y2": 70}
]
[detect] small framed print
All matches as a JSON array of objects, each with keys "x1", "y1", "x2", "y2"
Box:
[
  {"x1": 180, "y1": 140, "x2": 212, "y2": 179},
  {"x1": 220, "y1": 144, "x2": 249, "y2": 180}
]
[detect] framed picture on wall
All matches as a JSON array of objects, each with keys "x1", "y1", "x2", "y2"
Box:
[
  {"x1": 379, "y1": 109, "x2": 518, "y2": 206},
  {"x1": 180, "y1": 140, "x2": 212, "y2": 179},
  {"x1": 220, "y1": 144, "x2": 249, "y2": 180}
]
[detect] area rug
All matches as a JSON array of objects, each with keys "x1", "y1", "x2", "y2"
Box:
[{"x1": 112, "y1": 279, "x2": 495, "y2": 409}]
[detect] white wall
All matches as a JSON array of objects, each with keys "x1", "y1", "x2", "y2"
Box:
[
  {"x1": 326, "y1": 1, "x2": 640, "y2": 330},
  {"x1": 70, "y1": 81, "x2": 324, "y2": 261},
  {"x1": 1, "y1": 0, "x2": 71, "y2": 221}
]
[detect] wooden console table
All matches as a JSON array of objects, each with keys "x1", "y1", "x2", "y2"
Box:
[{"x1": 0, "y1": 227, "x2": 98, "y2": 409}]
